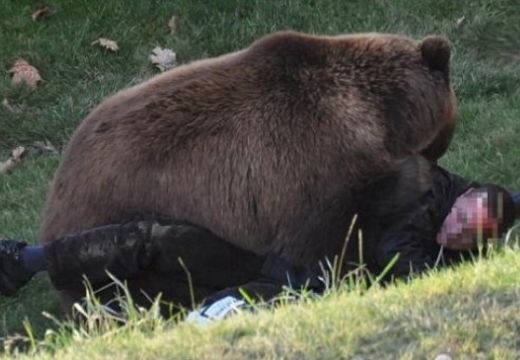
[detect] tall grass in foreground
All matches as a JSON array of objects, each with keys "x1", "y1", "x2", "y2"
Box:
[{"x1": 1, "y1": 236, "x2": 518, "y2": 358}]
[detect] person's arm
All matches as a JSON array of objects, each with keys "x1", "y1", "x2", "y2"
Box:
[
  {"x1": 358, "y1": 155, "x2": 438, "y2": 281},
  {"x1": 372, "y1": 176, "x2": 440, "y2": 281},
  {"x1": 371, "y1": 159, "x2": 478, "y2": 281},
  {"x1": 374, "y1": 227, "x2": 436, "y2": 280}
]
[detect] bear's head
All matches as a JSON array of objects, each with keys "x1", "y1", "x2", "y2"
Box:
[
  {"x1": 348, "y1": 34, "x2": 456, "y2": 162},
  {"x1": 336, "y1": 33, "x2": 457, "y2": 162}
]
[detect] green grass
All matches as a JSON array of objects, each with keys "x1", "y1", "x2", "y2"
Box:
[
  {"x1": 1, "y1": 0, "x2": 519, "y2": 358},
  {"x1": 11, "y1": 247, "x2": 520, "y2": 359}
]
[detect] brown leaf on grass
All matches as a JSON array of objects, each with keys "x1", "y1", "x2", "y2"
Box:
[
  {"x1": 149, "y1": 47, "x2": 177, "y2": 72},
  {"x1": 31, "y1": 5, "x2": 56, "y2": 22},
  {"x1": 168, "y1": 15, "x2": 177, "y2": 35},
  {"x1": 0, "y1": 146, "x2": 27, "y2": 175},
  {"x1": 8, "y1": 59, "x2": 42, "y2": 89},
  {"x1": 33, "y1": 140, "x2": 58, "y2": 155},
  {"x1": 91, "y1": 38, "x2": 119, "y2": 52}
]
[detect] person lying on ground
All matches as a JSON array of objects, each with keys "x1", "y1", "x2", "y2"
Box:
[{"x1": 0, "y1": 156, "x2": 518, "y2": 323}]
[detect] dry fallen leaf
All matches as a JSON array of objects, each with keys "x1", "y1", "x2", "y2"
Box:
[
  {"x1": 149, "y1": 46, "x2": 177, "y2": 72},
  {"x1": 0, "y1": 146, "x2": 27, "y2": 175},
  {"x1": 1, "y1": 98, "x2": 23, "y2": 113},
  {"x1": 33, "y1": 139, "x2": 58, "y2": 154},
  {"x1": 456, "y1": 16, "x2": 465, "y2": 28},
  {"x1": 8, "y1": 59, "x2": 42, "y2": 89},
  {"x1": 31, "y1": 5, "x2": 56, "y2": 21},
  {"x1": 2, "y1": 98, "x2": 13, "y2": 112},
  {"x1": 168, "y1": 15, "x2": 177, "y2": 35},
  {"x1": 11, "y1": 147, "x2": 26, "y2": 160},
  {"x1": 91, "y1": 38, "x2": 119, "y2": 52}
]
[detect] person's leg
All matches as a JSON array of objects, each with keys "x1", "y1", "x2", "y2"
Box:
[
  {"x1": 42, "y1": 219, "x2": 265, "y2": 293},
  {"x1": 1, "y1": 219, "x2": 265, "y2": 302},
  {"x1": 2, "y1": 219, "x2": 323, "y2": 322},
  {"x1": 0, "y1": 221, "x2": 166, "y2": 297}
]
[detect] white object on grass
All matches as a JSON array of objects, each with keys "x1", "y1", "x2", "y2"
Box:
[
  {"x1": 434, "y1": 354, "x2": 452, "y2": 360},
  {"x1": 186, "y1": 296, "x2": 246, "y2": 326},
  {"x1": 149, "y1": 47, "x2": 177, "y2": 72}
]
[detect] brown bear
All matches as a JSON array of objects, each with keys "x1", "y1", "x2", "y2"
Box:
[{"x1": 39, "y1": 31, "x2": 456, "y2": 308}]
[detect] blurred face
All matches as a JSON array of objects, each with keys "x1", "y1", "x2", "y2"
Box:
[{"x1": 436, "y1": 189, "x2": 498, "y2": 250}]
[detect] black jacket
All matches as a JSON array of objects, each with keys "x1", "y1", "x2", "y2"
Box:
[{"x1": 370, "y1": 165, "x2": 478, "y2": 278}]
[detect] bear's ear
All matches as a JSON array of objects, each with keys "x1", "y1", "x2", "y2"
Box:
[{"x1": 419, "y1": 36, "x2": 451, "y2": 80}]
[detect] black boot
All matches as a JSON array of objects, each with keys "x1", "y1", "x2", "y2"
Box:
[{"x1": 0, "y1": 239, "x2": 35, "y2": 296}]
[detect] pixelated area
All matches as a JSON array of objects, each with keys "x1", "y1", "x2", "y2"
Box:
[{"x1": 437, "y1": 189, "x2": 508, "y2": 250}]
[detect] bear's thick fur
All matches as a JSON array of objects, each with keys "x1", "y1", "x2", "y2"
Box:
[{"x1": 40, "y1": 31, "x2": 456, "y2": 307}]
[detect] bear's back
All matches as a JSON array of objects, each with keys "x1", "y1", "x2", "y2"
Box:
[{"x1": 41, "y1": 31, "x2": 455, "y2": 266}]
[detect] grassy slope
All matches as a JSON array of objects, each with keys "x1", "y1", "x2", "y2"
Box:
[
  {"x1": 0, "y1": 0, "x2": 519, "y2": 357},
  {"x1": 24, "y1": 248, "x2": 520, "y2": 360}
]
